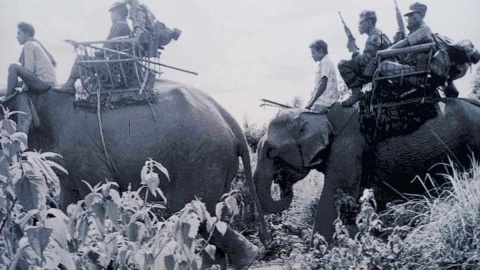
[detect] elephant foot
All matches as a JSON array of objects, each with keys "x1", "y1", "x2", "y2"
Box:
[{"x1": 227, "y1": 242, "x2": 259, "y2": 270}]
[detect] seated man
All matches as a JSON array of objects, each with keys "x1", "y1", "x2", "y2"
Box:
[
  {"x1": 124, "y1": 0, "x2": 181, "y2": 57},
  {"x1": 305, "y1": 40, "x2": 339, "y2": 113},
  {"x1": 339, "y1": 10, "x2": 391, "y2": 107},
  {"x1": 4, "y1": 22, "x2": 57, "y2": 133},
  {"x1": 377, "y1": 3, "x2": 439, "y2": 90},
  {"x1": 58, "y1": 1, "x2": 132, "y2": 93}
]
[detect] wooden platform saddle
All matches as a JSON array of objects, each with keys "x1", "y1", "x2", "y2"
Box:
[
  {"x1": 359, "y1": 43, "x2": 449, "y2": 142},
  {"x1": 67, "y1": 38, "x2": 159, "y2": 112}
]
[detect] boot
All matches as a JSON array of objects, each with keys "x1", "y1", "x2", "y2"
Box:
[
  {"x1": 54, "y1": 79, "x2": 76, "y2": 95},
  {"x1": 342, "y1": 87, "x2": 363, "y2": 107},
  {"x1": 444, "y1": 81, "x2": 459, "y2": 98}
]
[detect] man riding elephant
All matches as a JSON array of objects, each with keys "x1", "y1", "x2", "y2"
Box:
[
  {"x1": 305, "y1": 40, "x2": 339, "y2": 113},
  {"x1": 124, "y1": 0, "x2": 181, "y2": 57},
  {"x1": 2, "y1": 22, "x2": 57, "y2": 134},
  {"x1": 57, "y1": 1, "x2": 132, "y2": 94},
  {"x1": 340, "y1": 10, "x2": 391, "y2": 107}
]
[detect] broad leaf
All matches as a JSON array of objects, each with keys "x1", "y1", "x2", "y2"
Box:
[
  {"x1": 0, "y1": 155, "x2": 9, "y2": 182},
  {"x1": 15, "y1": 174, "x2": 48, "y2": 211},
  {"x1": 154, "y1": 241, "x2": 177, "y2": 270},
  {"x1": 0, "y1": 118, "x2": 16, "y2": 135},
  {"x1": 225, "y1": 196, "x2": 239, "y2": 216},
  {"x1": 105, "y1": 200, "x2": 119, "y2": 227},
  {"x1": 204, "y1": 244, "x2": 217, "y2": 260},
  {"x1": 46, "y1": 217, "x2": 69, "y2": 249},
  {"x1": 10, "y1": 132, "x2": 28, "y2": 151},
  {"x1": 91, "y1": 202, "x2": 106, "y2": 225},
  {"x1": 215, "y1": 202, "x2": 226, "y2": 220},
  {"x1": 25, "y1": 226, "x2": 52, "y2": 261},
  {"x1": 215, "y1": 221, "x2": 227, "y2": 236}
]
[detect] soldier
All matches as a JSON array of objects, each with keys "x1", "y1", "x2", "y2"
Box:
[
  {"x1": 58, "y1": 2, "x2": 132, "y2": 93},
  {"x1": 305, "y1": 40, "x2": 339, "y2": 113},
  {"x1": 377, "y1": 3, "x2": 446, "y2": 92},
  {"x1": 339, "y1": 10, "x2": 391, "y2": 107},
  {"x1": 124, "y1": 0, "x2": 181, "y2": 57},
  {"x1": 3, "y1": 22, "x2": 57, "y2": 133}
]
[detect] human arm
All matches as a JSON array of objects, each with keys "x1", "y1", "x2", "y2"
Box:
[
  {"x1": 306, "y1": 76, "x2": 328, "y2": 109},
  {"x1": 387, "y1": 24, "x2": 431, "y2": 50}
]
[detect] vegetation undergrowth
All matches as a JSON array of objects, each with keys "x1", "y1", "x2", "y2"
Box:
[
  {"x1": 253, "y1": 164, "x2": 480, "y2": 270},
  {"x1": 0, "y1": 106, "x2": 243, "y2": 270}
]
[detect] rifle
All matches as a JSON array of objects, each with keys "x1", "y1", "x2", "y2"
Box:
[
  {"x1": 393, "y1": 0, "x2": 406, "y2": 41},
  {"x1": 260, "y1": 99, "x2": 292, "y2": 109},
  {"x1": 338, "y1": 11, "x2": 359, "y2": 52}
]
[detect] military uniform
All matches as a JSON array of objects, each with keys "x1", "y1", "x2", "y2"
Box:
[
  {"x1": 378, "y1": 3, "x2": 434, "y2": 81},
  {"x1": 338, "y1": 27, "x2": 391, "y2": 88},
  {"x1": 339, "y1": 10, "x2": 391, "y2": 106}
]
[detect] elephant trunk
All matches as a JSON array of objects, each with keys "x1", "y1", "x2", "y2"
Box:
[{"x1": 254, "y1": 150, "x2": 294, "y2": 214}]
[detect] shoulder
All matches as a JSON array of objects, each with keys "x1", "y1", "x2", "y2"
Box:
[
  {"x1": 23, "y1": 40, "x2": 39, "y2": 50},
  {"x1": 320, "y1": 56, "x2": 336, "y2": 71},
  {"x1": 367, "y1": 29, "x2": 384, "y2": 46}
]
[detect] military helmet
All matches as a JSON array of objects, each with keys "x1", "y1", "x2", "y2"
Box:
[
  {"x1": 109, "y1": 1, "x2": 128, "y2": 12},
  {"x1": 404, "y1": 2, "x2": 427, "y2": 17},
  {"x1": 360, "y1": 10, "x2": 377, "y2": 24}
]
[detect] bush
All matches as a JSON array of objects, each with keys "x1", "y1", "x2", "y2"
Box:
[{"x1": 0, "y1": 106, "x2": 244, "y2": 269}]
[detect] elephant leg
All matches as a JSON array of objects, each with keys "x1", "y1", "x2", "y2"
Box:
[
  {"x1": 312, "y1": 174, "x2": 338, "y2": 241},
  {"x1": 200, "y1": 248, "x2": 227, "y2": 270},
  {"x1": 313, "y1": 131, "x2": 364, "y2": 241},
  {"x1": 201, "y1": 224, "x2": 259, "y2": 270}
]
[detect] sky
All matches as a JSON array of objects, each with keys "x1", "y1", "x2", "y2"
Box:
[{"x1": 1, "y1": 0, "x2": 479, "y2": 126}]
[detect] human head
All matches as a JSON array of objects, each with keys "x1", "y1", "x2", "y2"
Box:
[
  {"x1": 109, "y1": 1, "x2": 128, "y2": 22},
  {"x1": 17, "y1": 22, "x2": 34, "y2": 45},
  {"x1": 358, "y1": 10, "x2": 376, "y2": 34},
  {"x1": 309, "y1": 40, "x2": 328, "y2": 62},
  {"x1": 404, "y1": 2, "x2": 427, "y2": 29}
]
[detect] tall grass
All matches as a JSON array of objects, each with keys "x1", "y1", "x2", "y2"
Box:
[{"x1": 390, "y1": 163, "x2": 480, "y2": 269}]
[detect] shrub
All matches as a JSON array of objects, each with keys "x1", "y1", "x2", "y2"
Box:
[{"x1": 0, "y1": 106, "x2": 244, "y2": 269}]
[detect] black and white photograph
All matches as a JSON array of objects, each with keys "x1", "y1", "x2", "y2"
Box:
[{"x1": 1, "y1": 0, "x2": 480, "y2": 269}]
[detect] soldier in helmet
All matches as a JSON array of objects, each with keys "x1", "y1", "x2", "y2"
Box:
[
  {"x1": 339, "y1": 10, "x2": 391, "y2": 107},
  {"x1": 58, "y1": 1, "x2": 132, "y2": 93}
]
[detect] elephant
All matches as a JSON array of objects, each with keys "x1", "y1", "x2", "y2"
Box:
[
  {"x1": 2, "y1": 79, "x2": 269, "y2": 268},
  {"x1": 254, "y1": 98, "x2": 480, "y2": 240}
]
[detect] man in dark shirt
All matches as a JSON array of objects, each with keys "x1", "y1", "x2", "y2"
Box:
[
  {"x1": 58, "y1": 2, "x2": 132, "y2": 93},
  {"x1": 339, "y1": 10, "x2": 391, "y2": 107}
]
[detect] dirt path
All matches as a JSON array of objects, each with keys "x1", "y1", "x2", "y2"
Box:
[{"x1": 249, "y1": 171, "x2": 324, "y2": 270}]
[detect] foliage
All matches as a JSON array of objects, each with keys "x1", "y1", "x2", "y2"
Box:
[
  {"x1": 243, "y1": 116, "x2": 267, "y2": 153},
  {"x1": 254, "y1": 163, "x2": 480, "y2": 269},
  {"x1": 468, "y1": 65, "x2": 480, "y2": 99},
  {"x1": 0, "y1": 107, "x2": 244, "y2": 270}
]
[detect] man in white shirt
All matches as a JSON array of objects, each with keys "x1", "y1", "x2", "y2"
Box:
[
  {"x1": 305, "y1": 40, "x2": 339, "y2": 113},
  {"x1": 4, "y1": 22, "x2": 57, "y2": 133}
]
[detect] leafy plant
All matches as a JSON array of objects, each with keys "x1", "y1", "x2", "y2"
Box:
[{"x1": 0, "y1": 106, "x2": 246, "y2": 269}]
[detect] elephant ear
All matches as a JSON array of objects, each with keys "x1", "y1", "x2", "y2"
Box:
[
  {"x1": 266, "y1": 109, "x2": 331, "y2": 168},
  {"x1": 297, "y1": 112, "x2": 331, "y2": 167}
]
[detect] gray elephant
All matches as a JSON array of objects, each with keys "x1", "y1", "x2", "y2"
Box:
[
  {"x1": 2, "y1": 80, "x2": 267, "y2": 268},
  {"x1": 254, "y1": 99, "x2": 480, "y2": 239}
]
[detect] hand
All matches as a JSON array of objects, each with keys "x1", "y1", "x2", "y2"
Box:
[
  {"x1": 305, "y1": 104, "x2": 312, "y2": 110},
  {"x1": 347, "y1": 40, "x2": 358, "y2": 54},
  {"x1": 393, "y1": 31, "x2": 405, "y2": 44}
]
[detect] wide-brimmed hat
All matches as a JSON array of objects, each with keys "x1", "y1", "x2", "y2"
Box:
[{"x1": 404, "y1": 2, "x2": 427, "y2": 17}]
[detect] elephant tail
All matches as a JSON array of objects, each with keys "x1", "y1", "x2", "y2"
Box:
[{"x1": 239, "y1": 144, "x2": 270, "y2": 247}]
